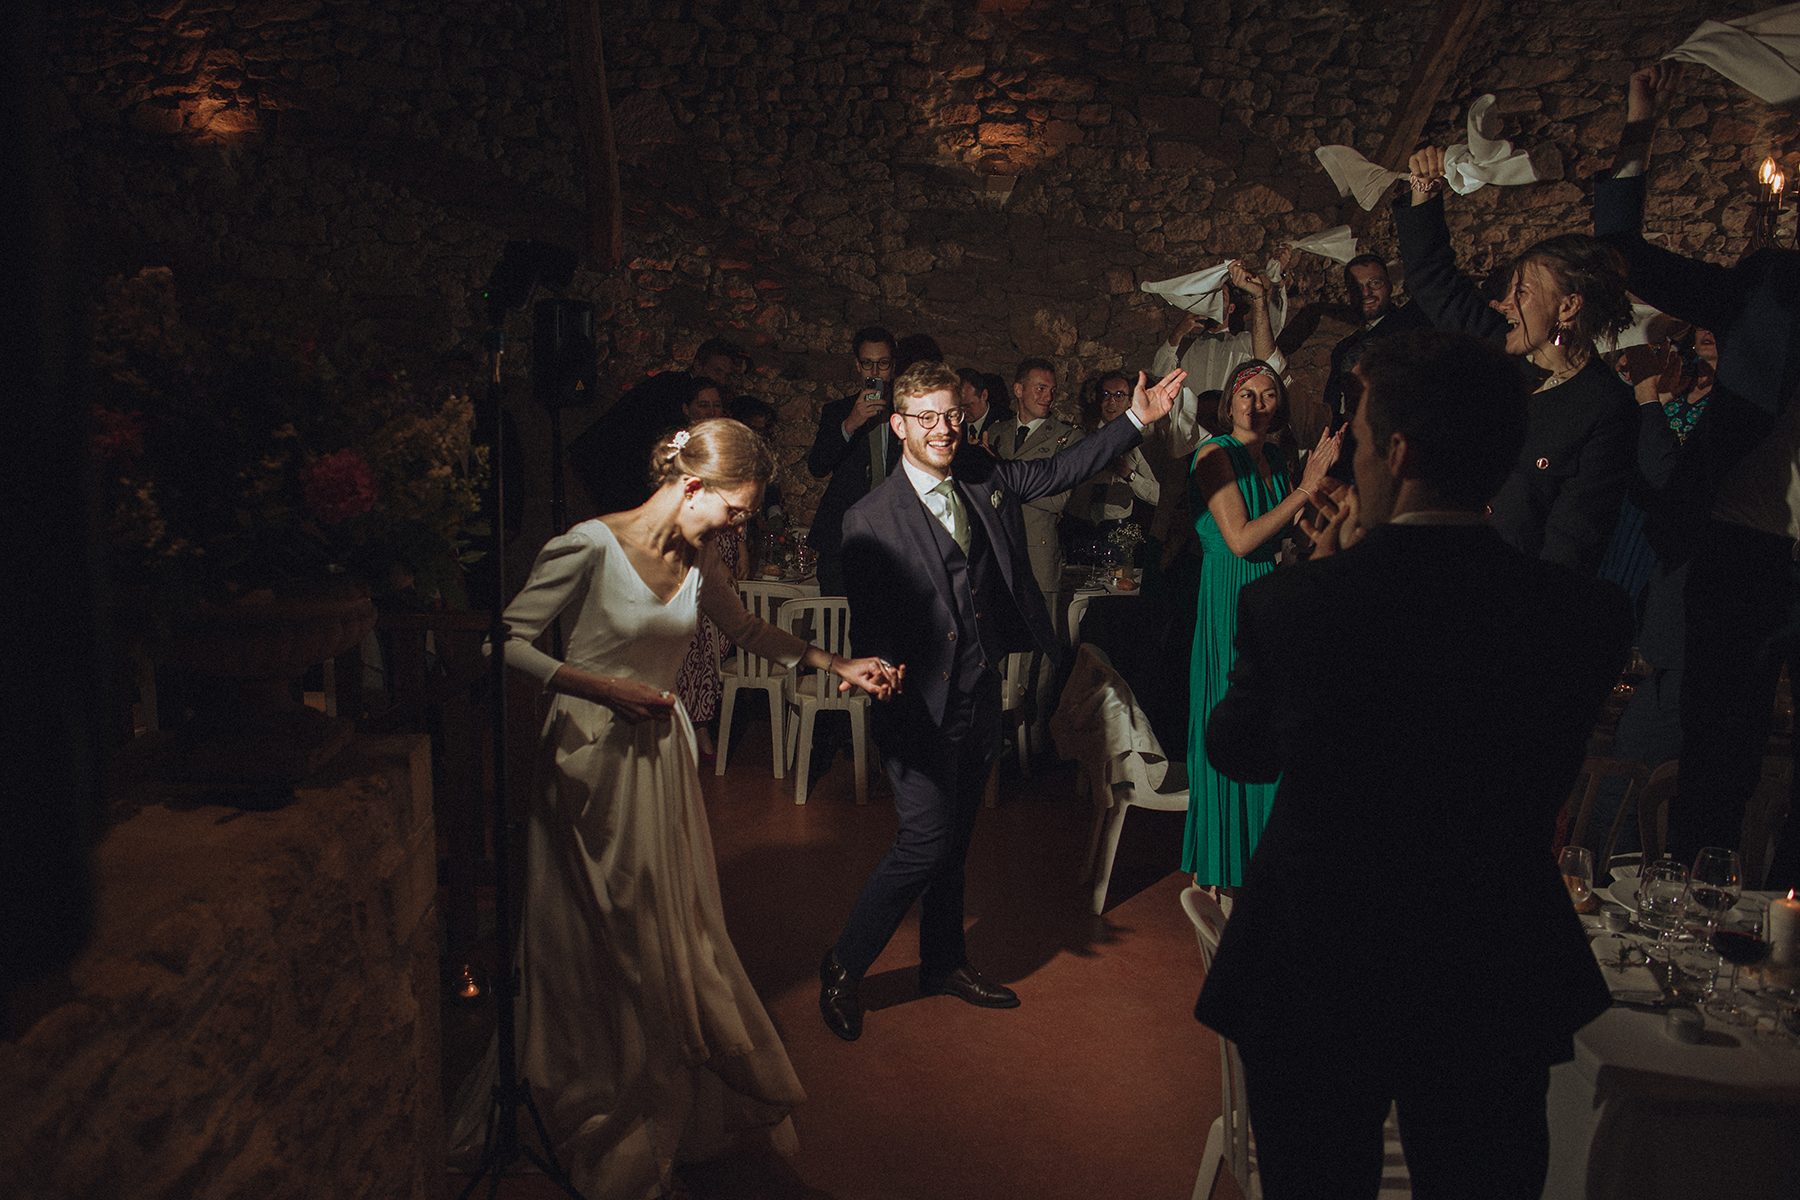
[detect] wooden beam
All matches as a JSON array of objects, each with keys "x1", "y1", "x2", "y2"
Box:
[
  {"x1": 1351, "y1": 0, "x2": 1497, "y2": 233},
  {"x1": 565, "y1": 0, "x2": 622, "y2": 269}
]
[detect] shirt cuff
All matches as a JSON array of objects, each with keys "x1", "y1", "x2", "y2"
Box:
[{"x1": 1125, "y1": 410, "x2": 1146, "y2": 431}]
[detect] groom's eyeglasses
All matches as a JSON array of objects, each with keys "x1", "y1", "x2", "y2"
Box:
[{"x1": 896, "y1": 408, "x2": 969, "y2": 430}]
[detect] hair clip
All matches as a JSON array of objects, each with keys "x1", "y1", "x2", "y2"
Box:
[{"x1": 671, "y1": 430, "x2": 691, "y2": 449}]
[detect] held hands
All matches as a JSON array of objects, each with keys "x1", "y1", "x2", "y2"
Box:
[
  {"x1": 1132, "y1": 368, "x2": 1185, "y2": 426},
  {"x1": 835, "y1": 655, "x2": 904, "y2": 701}
]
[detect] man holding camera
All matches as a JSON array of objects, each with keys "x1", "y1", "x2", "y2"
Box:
[{"x1": 807, "y1": 326, "x2": 899, "y2": 597}]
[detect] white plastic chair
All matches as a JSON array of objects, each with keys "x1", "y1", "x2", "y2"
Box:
[
  {"x1": 1181, "y1": 885, "x2": 1257, "y2": 1200},
  {"x1": 715, "y1": 581, "x2": 805, "y2": 778},
  {"x1": 779, "y1": 596, "x2": 870, "y2": 806},
  {"x1": 1050, "y1": 645, "x2": 1190, "y2": 913},
  {"x1": 1181, "y1": 887, "x2": 1412, "y2": 1197},
  {"x1": 983, "y1": 649, "x2": 1033, "y2": 808}
]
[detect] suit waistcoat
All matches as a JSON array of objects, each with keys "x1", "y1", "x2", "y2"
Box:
[{"x1": 920, "y1": 496, "x2": 1031, "y2": 691}]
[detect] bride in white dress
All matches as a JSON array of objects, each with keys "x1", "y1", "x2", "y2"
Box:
[{"x1": 452, "y1": 419, "x2": 899, "y2": 1199}]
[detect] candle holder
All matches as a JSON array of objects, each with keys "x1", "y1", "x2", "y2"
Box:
[{"x1": 1748, "y1": 157, "x2": 1794, "y2": 251}]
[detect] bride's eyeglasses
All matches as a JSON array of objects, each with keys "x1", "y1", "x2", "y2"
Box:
[{"x1": 896, "y1": 407, "x2": 969, "y2": 430}]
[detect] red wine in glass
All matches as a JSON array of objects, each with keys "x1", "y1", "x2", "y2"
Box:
[
  {"x1": 1713, "y1": 928, "x2": 1769, "y2": 967},
  {"x1": 1689, "y1": 885, "x2": 1737, "y2": 918}
]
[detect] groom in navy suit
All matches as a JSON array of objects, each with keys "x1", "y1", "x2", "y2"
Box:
[{"x1": 819, "y1": 360, "x2": 1181, "y2": 1040}]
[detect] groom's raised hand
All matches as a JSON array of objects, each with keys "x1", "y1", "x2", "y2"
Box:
[{"x1": 1131, "y1": 367, "x2": 1184, "y2": 426}]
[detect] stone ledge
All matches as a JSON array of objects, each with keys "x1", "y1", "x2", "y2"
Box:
[{"x1": 0, "y1": 735, "x2": 442, "y2": 1200}]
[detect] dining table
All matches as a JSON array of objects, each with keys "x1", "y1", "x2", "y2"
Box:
[
  {"x1": 1062, "y1": 566, "x2": 1143, "y2": 646},
  {"x1": 1542, "y1": 880, "x2": 1800, "y2": 1200}
]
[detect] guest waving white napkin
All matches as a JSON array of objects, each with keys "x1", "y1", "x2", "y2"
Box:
[
  {"x1": 1285, "y1": 225, "x2": 1359, "y2": 265},
  {"x1": 1664, "y1": 2, "x2": 1800, "y2": 109},
  {"x1": 1316, "y1": 94, "x2": 1541, "y2": 210}
]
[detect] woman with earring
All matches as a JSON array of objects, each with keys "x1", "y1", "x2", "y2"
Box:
[
  {"x1": 1183, "y1": 362, "x2": 1341, "y2": 889},
  {"x1": 1393, "y1": 147, "x2": 1637, "y2": 577},
  {"x1": 451, "y1": 419, "x2": 898, "y2": 1200}
]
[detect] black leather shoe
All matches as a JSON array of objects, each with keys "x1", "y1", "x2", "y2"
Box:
[
  {"x1": 919, "y1": 964, "x2": 1020, "y2": 1009},
  {"x1": 819, "y1": 950, "x2": 863, "y2": 1041}
]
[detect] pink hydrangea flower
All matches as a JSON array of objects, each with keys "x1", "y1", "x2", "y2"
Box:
[{"x1": 302, "y1": 449, "x2": 378, "y2": 524}]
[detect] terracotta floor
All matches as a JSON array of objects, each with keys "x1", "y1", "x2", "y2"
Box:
[{"x1": 442, "y1": 714, "x2": 1238, "y2": 1200}]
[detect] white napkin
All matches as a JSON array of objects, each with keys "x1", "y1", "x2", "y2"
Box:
[
  {"x1": 1315, "y1": 94, "x2": 1541, "y2": 211},
  {"x1": 1590, "y1": 935, "x2": 1663, "y2": 1000},
  {"x1": 1140, "y1": 260, "x2": 1282, "y2": 322},
  {"x1": 1286, "y1": 225, "x2": 1359, "y2": 265},
  {"x1": 1664, "y1": 3, "x2": 1800, "y2": 109}
]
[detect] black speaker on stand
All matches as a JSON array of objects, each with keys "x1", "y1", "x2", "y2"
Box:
[{"x1": 532, "y1": 298, "x2": 598, "y2": 619}]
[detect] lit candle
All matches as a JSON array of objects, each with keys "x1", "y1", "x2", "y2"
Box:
[
  {"x1": 1771, "y1": 889, "x2": 1800, "y2": 966},
  {"x1": 1761, "y1": 157, "x2": 1778, "y2": 200}
]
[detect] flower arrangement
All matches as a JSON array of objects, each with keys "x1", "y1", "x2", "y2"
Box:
[
  {"x1": 91, "y1": 267, "x2": 490, "y2": 622},
  {"x1": 1107, "y1": 522, "x2": 1145, "y2": 555}
]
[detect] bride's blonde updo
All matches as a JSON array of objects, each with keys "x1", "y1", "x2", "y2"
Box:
[{"x1": 647, "y1": 417, "x2": 775, "y2": 492}]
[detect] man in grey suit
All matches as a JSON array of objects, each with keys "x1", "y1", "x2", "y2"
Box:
[
  {"x1": 1197, "y1": 330, "x2": 1629, "y2": 1197},
  {"x1": 989, "y1": 358, "x2": 1083, "y2": 746}
]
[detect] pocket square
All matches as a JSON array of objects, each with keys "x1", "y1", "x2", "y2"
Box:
[{"x1": 990, "y1": 490, "x2": 1002, "y2": 507}]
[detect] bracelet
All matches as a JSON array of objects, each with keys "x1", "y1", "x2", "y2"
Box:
[
  {"x1": 1409, "y1": 174, "x2": 1443, "y2": 194},
  {"x1": 1295, "y1": 486, "x2": 1315, "y2": 501}
]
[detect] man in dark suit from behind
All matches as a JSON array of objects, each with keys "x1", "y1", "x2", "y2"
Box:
[
  {"x1": 805, "y1": 326, "x2": 898, "y2": 596},
  {"x1": 818, "y1": 360, "x2": 1182, "y2": 1041},
  {"x1": 1198, "y1": 330, "x2": 1629, "y2": 1198}
]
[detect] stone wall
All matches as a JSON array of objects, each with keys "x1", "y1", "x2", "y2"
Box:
[
  {"x1": 45, "y1": 0, "x2": 1796, "y2": 552},
  {"x1": 0, "y1": 736, "x2": 442, "y2": 1200}
]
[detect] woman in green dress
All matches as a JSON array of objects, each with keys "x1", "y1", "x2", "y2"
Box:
[{"x1": 1183, "y1": 361, "x2": 1340, "y2": 886}]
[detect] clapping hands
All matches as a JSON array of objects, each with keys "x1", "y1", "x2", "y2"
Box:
[{"x1": 1297, "y1": 479, "x2": 1365, "y2": 560}]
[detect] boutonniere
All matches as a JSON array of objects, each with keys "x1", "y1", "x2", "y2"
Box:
[
  {"x1": 1053, "y1": 431, "x2": 1072, "y2": 449},
  {"x1": 990, "y1": 489, "x2": 1002, "y2": 508}
]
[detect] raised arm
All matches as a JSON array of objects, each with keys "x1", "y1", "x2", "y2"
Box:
[
  {"x1": 1390, "y1": 149, "x2": 1509, "y2": 345},
  {"x1": 1229, "y1": 261, "x2": 1279, "y2": 364}
]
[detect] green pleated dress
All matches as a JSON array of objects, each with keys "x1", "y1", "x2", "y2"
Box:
[{"x1": 1182, "y1": 435, "x2": 1289, "y2": 885}]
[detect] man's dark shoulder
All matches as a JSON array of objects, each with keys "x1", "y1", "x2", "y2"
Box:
[
  {"x1": 843, "y1": 471, "x2": 907, "y2": 524},
  {"x1": 1384, "y1": 300, "x2": 1432, "y2": 332}
]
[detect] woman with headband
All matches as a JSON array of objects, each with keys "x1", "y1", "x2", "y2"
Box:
[
  {"x1": 451, "y1": 418, "x2": 899, "y2": 1200},
  {"x1": 1183, "y1": 361, "x2": 1342, "y2": 890}
]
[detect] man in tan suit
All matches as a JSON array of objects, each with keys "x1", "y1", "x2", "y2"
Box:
[{"x1": 989, "y1": 358, "x2": 1083, "y2": 748}]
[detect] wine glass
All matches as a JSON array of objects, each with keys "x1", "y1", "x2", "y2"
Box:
[
  {"x1": 1684, "y1": 846, "x2": 1743, "y2": 940},
  {"x1": 1558, "y1": 845, "x2": 1596, "y2": 914},
  {"x1": 1706, "y1": 915, "x2": 1770, "y2": 1026},
  {"x1": 1636, "y1": 855, "x2": 1689, "y2": 942}
]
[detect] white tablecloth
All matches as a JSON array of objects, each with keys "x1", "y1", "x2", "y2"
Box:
[
  {"x1": 1543, "y1": 897, "x2": 1800, "y2": 1199},
  {"x1": 1063, "y1": 569, "x2": 1143, "y2": 645}
]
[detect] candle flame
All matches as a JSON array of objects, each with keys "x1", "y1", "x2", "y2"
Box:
[
  {"x1": 1761, "y1": 157, "x2": 1777, "y2": 184},
  {"x1": 1774, "y1": 171, "x2": 1787, "y2": 195},
  {"x1": 1790, "y1": 888, "x2": 1796, "y2": 900}
]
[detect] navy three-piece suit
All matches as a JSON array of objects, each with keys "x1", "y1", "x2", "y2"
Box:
[{"x1": 831, "y1": 413, "x2": 1144, "y2": 978}]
